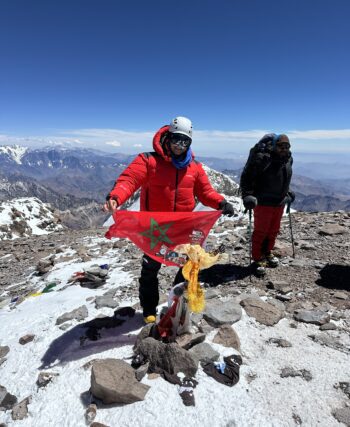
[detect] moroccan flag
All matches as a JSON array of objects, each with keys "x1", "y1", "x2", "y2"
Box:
[{"x1": 105, "y1": 210, "x2": 221, "y2": 266}]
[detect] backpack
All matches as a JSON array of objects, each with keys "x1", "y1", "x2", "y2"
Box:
[{"x1": 245, "y1": 133, "x2": 277, "y2": 167}]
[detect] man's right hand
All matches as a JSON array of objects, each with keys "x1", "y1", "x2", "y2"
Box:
[
  {"x1": 243, "y1": 195, "x2": 257, "y2": 210},
  {"x1": 103, "y1": 198, "x2": 118, "y2": 212}
]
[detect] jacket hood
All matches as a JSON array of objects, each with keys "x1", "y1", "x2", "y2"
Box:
[{"x1": 153, "y1": 125, "x2": 195, "y2": 162}]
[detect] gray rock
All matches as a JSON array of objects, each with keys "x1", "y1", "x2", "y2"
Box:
[
  {"x1": 11, "y1": 396, "x2": 31, "y2": 420},
  {"x1": 334, "y1": 291, "x2": 348, "y2": 300},
  {"x1": 91, "y1": 422, "x2": 110, "y2": 427},
  {"x1": 268, "y1": 298, "x2": 286, "y2": 311},
  {"x1": 190, "y1": 313, "x2": 203, "y2": 326},
  {"x1": 0, "y1": 346, "x2": 9, "y2": 359},
  {"x1": 267, "y1": 281, "x2": 293, "y2": 294},
  {"x1": 319, "y1": 225, "x2": 348, "y2": 236},
  {"x1": 280, "y1": 367, "x2": 312, "y2": 381},
  {"x1": 91, "y1": 358, "x2": 150, "y2": 404},
  {"x1": 308, "y1": 333, "x2": 349, "y2": 354},
  {"x1": 233, "y1": 292, "x2": 261, "y2": 304},
  {"x1": 58, "y1": 322, "x2": 71, "y2": 331},
  {"x1": 55, "y1": 305, "x2": 88, "y2": 325},
  {"x1": 205, "y1": 288, "x2": 220, "y2": 299},
  {"x1": 175, "y1": 333, "x2": 206, "y2": 350},
  {"x1": 135, "y1": 361, "x2": 150, "y2": 382},
  {"x1": 198, "y1": 318, "x2": 215, "y2": 334},
  {"x1": 334, "y1": 382, "x2": 350, "y2": 399},
  {"x1": 212, "y1": 324, "x2": 241, "y2": 351},
  {"x1": 203, "y1": 299, "x2": 242, "y2": 327},
  {"x1": 289, "y1": 258, "x2": 317, "y2": 268},
  {"x1": 332, "y1": 407, "x2": 350, "y2": 425},
  {"x1": 273, "y1": 241, "x2": 294, "y2": 257},
  {"x1": 19, "y1": 334, "x2": 35, "y2": 345},
  {"x1": 267, "y1": 338, "x2": 292, "y2": 348},
  {"x1": 133, "y1": 324, "x2": 154, "y2": 351},
  {"x1": 240, "y1": 298, "x2": 284, "y2": 326},
  {"x1": 299, "y1": 242, "x2": 316, "y2": 250},
  {"x1": 136, "y1": 337, "x2": 198, "y2": 377},
  {"x1": 276, "y1": 294, "x2": 293, "y2": 302},
  {"x1": 319, "y1": 322, "x2": 337, "y2": 331},
  {"x1": 0, "y1": 385, "x2": 17, "y2": 410},
  {"x1": 85, "y1": 403, "x2": 97, "y2": 424},
  {"x1": 189, "y1": 342, "x2": 220, "y2": 364},
  {"x1": 36, "y1": 372, "x2": 59, "y2": 388},
  {"x1": 36, "y1": 256, "x2": 55, "y2": 274},
  {"x1": 294, "y1": 310, "x2": 330, "y2": 325},
  {"x1": 292, "y1": 413, "x2": 302, "y2": 425},
  {"x1": 95, "y1": 296, "x2": 119, "y2": 309}
]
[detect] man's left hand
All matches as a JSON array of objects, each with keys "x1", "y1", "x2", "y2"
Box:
[{"x1": 284, "y1": 191, "x2": 295, "y2": 205}]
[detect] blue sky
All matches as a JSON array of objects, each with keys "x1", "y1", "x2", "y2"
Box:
[{"x1": 0, "y1": 0, "x2": 349, "y2": 156}]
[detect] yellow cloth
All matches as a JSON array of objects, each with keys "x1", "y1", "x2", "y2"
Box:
[
  {"x1": 175, "y1": 244, "x2": 226, "y2": 313},
  {"x1": 27, "y1": 292, "x2": 43, "y2": 298}
]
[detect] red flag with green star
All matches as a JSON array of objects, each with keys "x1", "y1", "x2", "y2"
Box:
[{"x1": 105, "y1": 210, "x2": 221, "y2": 266}]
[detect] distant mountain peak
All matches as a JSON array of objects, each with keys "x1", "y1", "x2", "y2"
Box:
[{"x1": 0, "y1": 144, "x2": 28, "y2": 164}]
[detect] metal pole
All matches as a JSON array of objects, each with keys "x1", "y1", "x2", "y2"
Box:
[
  {"x1": 248, "y1": 209, "x2": 252, "y2": 266},
  {"x1": 287, "y1": 202, "x2": 295, "y2": 258},
  {"x1": 244, "y1": 208, "x2": 253, "y2": 281}
]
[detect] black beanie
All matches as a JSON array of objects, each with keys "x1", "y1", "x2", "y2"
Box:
[{"x1": 276, "y1": 134, "x2": 290, "y2": 145}]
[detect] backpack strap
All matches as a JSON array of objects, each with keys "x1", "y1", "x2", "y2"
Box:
[{"x1": 141, "y1": 151, "x2": 158, "y2": 159}]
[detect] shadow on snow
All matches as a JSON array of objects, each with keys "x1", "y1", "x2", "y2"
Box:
[{"x1": 40, "y1": 308, "x2": 142, "y2": 369}]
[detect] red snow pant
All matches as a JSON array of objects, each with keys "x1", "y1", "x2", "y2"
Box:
[{"x1": 252, "y1": 205, "x2": 284, "y2": 261}]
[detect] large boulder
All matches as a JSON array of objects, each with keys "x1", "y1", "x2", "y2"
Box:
[
  {"x1": 213, "y1": 324, "x2": 241, "y2": 351},
  {"x1": 0, "y1": 385, "x2": 17, "y2": 411},
  {"x1": 136, "y1": 337, "x2": 198, "y2": 377},
  {"x1": 203, "y1": 299, "x2": 242, "y2": 327},
  {"x1": 56, "y1": 305, "x2": 88, "y2": 325},
  {"x1": 91, "y1": 359, "x2": 150, "y2": 404},
  {"x1": 240, "y1": 298, "x2": 284, "y2": 326},
  {"x1": 294, "y1": 310, "x2": 330, "y2": 325}
]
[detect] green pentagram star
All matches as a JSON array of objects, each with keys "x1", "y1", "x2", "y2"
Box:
[{"x1": 140, "y1": 218, "x2": 174, "y2": 250}]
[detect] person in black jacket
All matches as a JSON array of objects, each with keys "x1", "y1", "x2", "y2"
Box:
[{"x1": 240, "y1": 133, "x2": 295, "y2": 277}]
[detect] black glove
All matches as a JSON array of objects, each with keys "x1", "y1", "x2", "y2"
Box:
[
  {"x1": 218, "y1": 200, "x2": 234, "y2": 217},
  {"x1": 288, "y1": 191, "x2": 295, "y2": 203},
  {"x1": 243, "y1": 195, "x2": 257, "y2": 210},
  {"x1": 284, "y1": 191, "x2": 295, "y2": 205}
]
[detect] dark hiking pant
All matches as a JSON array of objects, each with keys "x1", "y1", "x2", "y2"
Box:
[{"x1": 139, "y1": 254, "x2": 185, "y2": 317}]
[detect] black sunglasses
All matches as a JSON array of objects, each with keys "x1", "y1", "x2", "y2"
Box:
[{"x1": 169, "y1": 133, "x2": 192, "y2": 148}]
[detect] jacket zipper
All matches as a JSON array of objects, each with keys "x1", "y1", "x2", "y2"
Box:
[{"x1": 174, "y1": 170, "x2": 179, "y2": 211}]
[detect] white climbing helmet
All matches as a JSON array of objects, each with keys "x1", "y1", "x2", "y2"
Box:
[{"x1": 169, "y1": 116, "x2": 193, "y2": 139}]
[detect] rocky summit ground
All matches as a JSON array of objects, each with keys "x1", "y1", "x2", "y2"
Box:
[
  {"x1": 1, "y1": 210, "x2": 349, "y2": 313},
  {"x1": 0, "y1": 210, "x2": 349, "y2": 426}
]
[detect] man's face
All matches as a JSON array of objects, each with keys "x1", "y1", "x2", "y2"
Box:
[
  {"x1": 168, "y1": 133, "x2": 192, "y2": 156},
  {"x1": 275, "y1": 142, "x2": 290, "y2": 158}
]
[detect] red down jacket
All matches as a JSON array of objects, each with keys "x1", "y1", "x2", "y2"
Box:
[{"x1": 108, "y1": 125, "x2": 224, "y2": 212}]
